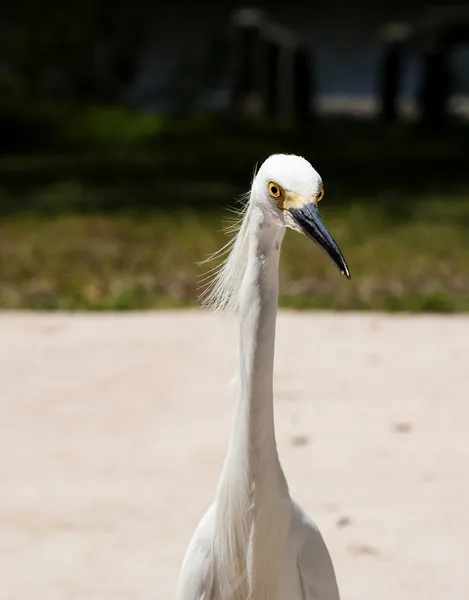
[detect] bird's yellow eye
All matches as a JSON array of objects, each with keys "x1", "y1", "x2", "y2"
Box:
[
  {"x1": 267, "y1": 182, "x2": 282, "y2": 199},
  {"x1": 317, "y1": 188, "x2": 324, "y2": 202}
]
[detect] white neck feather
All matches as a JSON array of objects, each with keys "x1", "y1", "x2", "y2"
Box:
[
  {"x1": 212, "y1": 206, "x2": 291, "y2": 600},
  {"x1": 230, "y1": 207, "x2": 285, "y2": 473}
]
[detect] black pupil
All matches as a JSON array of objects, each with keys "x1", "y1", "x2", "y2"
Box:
[{"x1": 271, "y1": 186, "x2": 278, "y2": 195}]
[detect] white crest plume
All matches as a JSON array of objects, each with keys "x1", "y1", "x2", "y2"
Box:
[{"x1": 198, "y1": 166, "x2": 259, "y2": 313}]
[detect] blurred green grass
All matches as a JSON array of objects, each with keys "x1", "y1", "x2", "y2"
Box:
[{"x1": 1, "y1": 195, "x2": 468, "y2": 311}]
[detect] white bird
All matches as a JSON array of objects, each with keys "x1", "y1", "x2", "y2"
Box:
[{"x1": 176, "y1": 154, "x2": 350, "y2": 600}]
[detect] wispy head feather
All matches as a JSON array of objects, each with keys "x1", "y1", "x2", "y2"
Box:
[{"x1": 198, "y1": 191, "x2": 252, "y2": 313}]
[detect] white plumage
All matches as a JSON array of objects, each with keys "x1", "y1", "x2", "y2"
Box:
[{"x1": 176, "y1": 154, "x2": 350, "y2": 600}]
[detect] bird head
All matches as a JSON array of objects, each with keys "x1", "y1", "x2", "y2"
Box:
[{"x1": 252, "y1": 154, "x2": 350, "y2": 279}]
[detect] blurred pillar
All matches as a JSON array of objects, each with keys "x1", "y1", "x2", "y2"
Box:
[
  {"x1": 264, "y1": 24, "x2": 298, "y2": 124},
  {"x1": 263, "y1": 35, "x2": 281, "y2": 119},
  {"x1": 275, "y1": 29, "x2": 315, "y2": 126},
  {"x1": 292, "y1": 43, "x2": 314, "y2": 126},
  {"x1": 229, "y1": 8, "x2": 266, "y2": 117},
  {"x1": 263, "y1": 22, "x2": 297, "y2": 122},
  {"x1": 278, "y1": 38, "x2": 296, "y2": 123},
  {"x1": 378, "y1": 23, "x2": 411, "y2": 124},
  {"x1": 417, "y1": 37, "x2": 452, "y2": 128}
]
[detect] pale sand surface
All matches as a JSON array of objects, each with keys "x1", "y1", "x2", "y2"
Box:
[{"x1": 0, "y1": 311, "x2": 468, "y2": 600}]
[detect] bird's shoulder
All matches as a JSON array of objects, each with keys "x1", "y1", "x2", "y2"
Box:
[
  {"x1": 291, "y1": 500, "x2": 340, "y2": 600},
  {"x1": 176, "y1": 503, "x2": 216, "y2": 600}
]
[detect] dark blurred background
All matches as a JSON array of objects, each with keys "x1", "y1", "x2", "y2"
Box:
[{"x1": 1, "y1": 1, "x2": 468, "y2": 311}]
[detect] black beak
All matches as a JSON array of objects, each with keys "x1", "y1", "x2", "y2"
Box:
[{"x1": 289, "y1": 203, "x2": 351, "y2": 279}]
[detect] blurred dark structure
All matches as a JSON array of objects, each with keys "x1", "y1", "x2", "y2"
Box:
[
  {"x1": 0, "y1": 4, "x2": 323, "y2": 155},
  {"x1": 226, "y1": 5, "x2": 469, "y2": 128},
  {"x1": 229, "y1": 9, "x2": 314, "y2": 126},
  {"x1": 0, "y1": 1, "x2": 468, "y2": 218},
  {"x1": 1, "y1": 3, "x2": 469, "y2": 133},
  {"x1": 378, "y1": 23, "x2": 411, "y2": 124},
  {"x1": 418, "y1": 6, "x2": 469, "y2": 127},
  {"x1": 230, "y1": 9, "x2": 265, "y2": 118},
  {"x1": 379, "y1": 6, "x2": 469, "y2": 127}
]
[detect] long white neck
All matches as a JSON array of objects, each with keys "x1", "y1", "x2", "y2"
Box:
[
  {"x1": 228, "y1": 208, "x2": 286, "y2": 480},
  {"x1": 215, "y1": 208, "x2": 290, "y2": 600}
]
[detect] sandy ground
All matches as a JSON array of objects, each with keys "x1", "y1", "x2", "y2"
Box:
[{"x1": 0, "y1": 311, "x2": 468, "y2": 600}]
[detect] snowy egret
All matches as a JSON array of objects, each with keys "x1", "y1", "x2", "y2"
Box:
[{"x1": 176, "y1": 154, "x2": 350, "y2": 600}]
